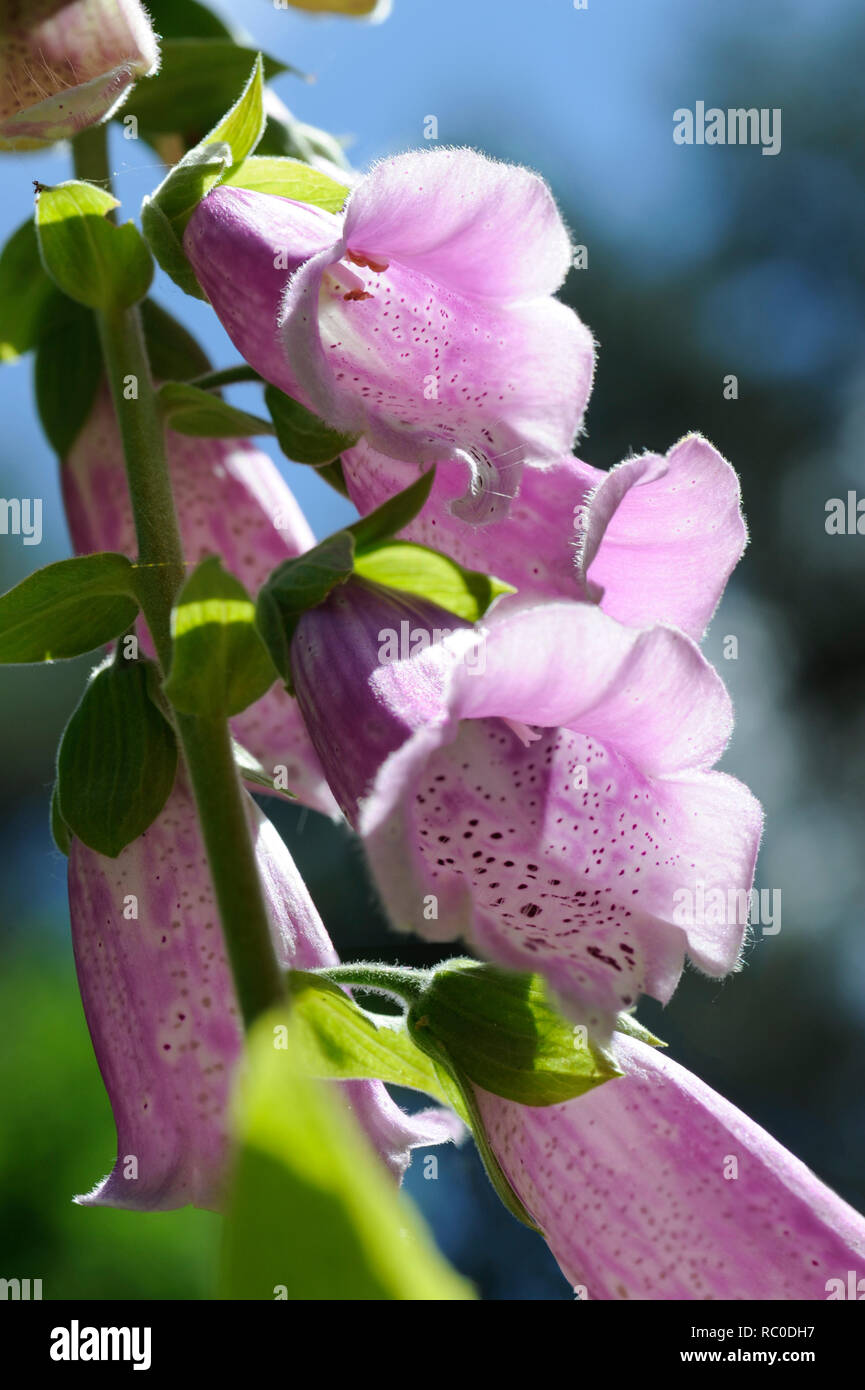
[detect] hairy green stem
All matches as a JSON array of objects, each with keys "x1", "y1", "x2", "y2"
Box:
[
  {"x1": 75, "y1": 123, "x2": 283, "y2": 1029},
  {"x1": 72, "y1": 124, "x2": 114, "y2": 212},
  {"x1": 189, "y1": 364, "x2": 263, "y2": 390},
  {"x1": 314, "y1": 963, "x2": 430, "y2": 1007}
]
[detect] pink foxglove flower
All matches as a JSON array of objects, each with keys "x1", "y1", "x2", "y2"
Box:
[
  {"x1": 476, "y1": 1033, "x2": 865, "y2": 1300},
  {"x1": 0, "y1": 0, "x2": 159, "y2": 150},
  {"x1": 343, "y1": 432, "x2": 746, "y2": 641},
  {"x1": 63, "y1": 383, "x2": 336, "y2": 814},
  {"x1": 291, "y1": 589, "x2": 762, "y2": 1038},
  {"x1": 184, "y1": 148, "x2": 594, "y2": 521},
  {"x1": 70, "y1": 773, "x2": 458, "y2": 1211}
]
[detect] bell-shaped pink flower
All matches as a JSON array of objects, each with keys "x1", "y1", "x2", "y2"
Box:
[
  {"x1": 63, "y1": 383, "x2": 337, "y2": 814},
  {"x1": 70, "y1": 773, "x2": 458, "y2": 1211},
  {"x1": 476, "y1": 1032, "x2": 865, "y2": 1300},
  {"x1": 342, "y1": 432, "x2": 747, "y2": 641},
  {"x1": 0, "y1": 0, "x2": 159, "y2": 151},
  {"x1": 184, "y1": 148, "x2": 595, "y2": 521},
  {"x1": 291, "y1": 588, "x2": 762, "y2": 1038}
]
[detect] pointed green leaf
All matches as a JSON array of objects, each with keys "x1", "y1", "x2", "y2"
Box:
[
  {"x1": 124, "y1": 41, "x2": 290, "y2": 140},
  {"x1": 57, "y1": 659, "x2": 178, "y2": 858},
  {"x1": 0, "y1": 554, "x2": 139, "y2": 663},
  {"x1": 226, "y1": 156, "x2": 348, "y2": 212},
  {"x1": 232, "y1": 739, "x2": 296, "y2": 799},
  {"x1": 355, "y1": 541, "x2": 515, "y2": 621},
  {"x1": 285, "y1": 970, "x2": 454, "y2": 1104},
  {"x1": 140, "y1": 299, "x2": 212, "y2": 381},
  {"x1": 220, "y1": 1010, "x2": 474, "y2": 1300},
  {"x1": 265, "y1": 385, "x2": 358, "y2": 465},
  {"x1": 36, "y1": 181, "x2": 153, "y2": 311},
  {"x1": 142, "y1": 55, "x2": 266, "y2": 295},
  {"x1": 34, "y1": 292, "x2": 102, "y2": 455},
  {"x1": 164, "y1": 557, "x2": 277, "y2": 717},
  {"x1": 348, "y1": 469, "x2": 436, "y2": 552},
  {"x1": 158, "y1": 382, "x2": 273, "y2": 438},
  {"x1": 0, "y1": 218, "x2": 54, "y2": 362}
]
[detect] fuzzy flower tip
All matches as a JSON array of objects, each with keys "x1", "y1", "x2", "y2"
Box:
[
  {"x1": 63, "y1": 382, "x2": 337, "y2": 815},
  {"x1": 343, "y1": 432, "x2": 747, "y2": 641},
  {"x1": 184, "y1": 147, "x2": 594, "y2": 522},
  {"x1": 69, "y1": 774, "x2": 459, "y2": 1211},
  {"x1": 291, "y1": 587, "x2": 762, "y2": 1040},
  {"x1": 477, "y1": 1033, "x2": 865, "y2": 1300},
  {"x1": 0, "y1": 0, "x2": 159, "y2": 150}
]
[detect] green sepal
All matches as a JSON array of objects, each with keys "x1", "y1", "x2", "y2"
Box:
[
  {"x1": 348, "y1": 469, "x2": 435, "y2": 553},
  {"x1": 164, "y1": 557, "x2": 277, "y2": 717},
  {"x1": 0, "y1": 553, "x2": 139, "y2": 663},
  {"x1": 0, "y1": 218, "x2": 54, "y2": 362},
  {"x1": 35, "y1": 181, "x2": 153, "y2": 311},
  {"x1": 56, "y1": 658, "x2": 178, "y2": 858},
  {"x1": 265, "y1": 385, "x2": 359, "y2": 465},
  {"x1": 158, "y1": 381, "x2": 272, "y2": 438},
  {"x1": 255, "y1": 531, "x2": 356, "y2": 689},
  {"x1": 141, "y1": 55, "x2": 265, "y2": 296},
  {"x1": 355, "y1": 541, "x2": 515, "y2": 621},
  {"x1": 34, "y1": 292, "x2": 102, "y2": 455},
  {"x1": 226, "y1": 157, "x2": 348, "y2": 213},
  {"x1": 406, "y1": 959, "x2": 622, "y2": 1107},
  {"x1": 614, "y1": 1011, "x2": 667, "y2": 1048}
]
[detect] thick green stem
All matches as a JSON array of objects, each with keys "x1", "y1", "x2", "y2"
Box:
[
  {"x1": 75, "y1": 127, "x2": 284, "y2": 1030},
  {"x1": 97, "y1": 304, "x2": 185, "y2": 667},
  {"x1": 178, "y1": 714, "x2": 284, "y2": 1023},
  {"x1": 72, "y1": 124, "x2": 114, "y2": 210}
]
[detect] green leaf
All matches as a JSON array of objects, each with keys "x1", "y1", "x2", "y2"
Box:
[
  {"x1": 220, "y1": 1010, "x2": 474, "y2": 1300},
  {"x1": 0, "y1": 554, "x2": 139, "y2": 663},
  {"x1": 255, "y1": 531, "x2": 356, "y2": 685},
  {"x1": 142, "y1": 0, "x2": 235, "y2": 41},
  {"x1": 158, "y1": 381, "x2": 273, "y2": 438},
  {"x1": 348, "y1": 469, "x2": 436, "y2": 552},
  {"x1": 34, "y1": 292, "x2": 102, "y2": 455},
  {"x1": 265, "y1": 385, "x2": 358, "y2": 465},
  {"x1": 285, "y1": 970, "x2": 455, "y2": 1105},
  {"x1": 355, "y1": 541, "x2": 515, "y2": 621},
  {"x1": 315, "y1": 457, "x2": 350, "y2": 498},
  {"x1": 50, "y1": 782, "x2": 70, "y2": 856},
  {"x1": 614, "y1": 1011, "x2": 667, "y2": 1048},
  {"x1": 0, "y1": 219, "x2": 54, "y2": 362},
  {"x1": 57, "y1": 659, "x2": 178, "y2": 858},
  {"x1": 407, "y1": 959, "x2": 622, "y2": 1107},
  {"x1": 164, "y1": 557, "x2": 277, "y2": 717},
  {"x1": 141, "y1": 54, "x2": 266, "y2": 295},
  {"x1": 140, "y1": 299, "x2": 212, "y2": 381},
  {"x1": 35, "y1": 181, "x2": 153, "y2": 311},
  {"x1": 124, "y1": 41, "x2": 290, "y2": 140},
  {"x1": 226, "y1": 157, "x2": 348, "y2": 213},
  {"x1": 257, "y1": 109, "x2": 351, "y2": 172}
]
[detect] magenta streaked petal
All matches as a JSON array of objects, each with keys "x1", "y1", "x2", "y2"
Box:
[
  {"x1": 71, "y1": 777, "x2": 456, "y2": 1210},
  {"x1": 63, "y1": 384, "x2": 337, "y2": 814},
  {"x1": 578, "y1": 434, "x2": 747, "y2": 640},
  {"x1": 183, "y1": 186, "x2": 342, "y2": 401},
  {"x1": 476, "y1": 1034, "x2": 865, "y2": 1300},
  {"x1": 291, "y1": 586, "x2": 761, "y2": 1036}
]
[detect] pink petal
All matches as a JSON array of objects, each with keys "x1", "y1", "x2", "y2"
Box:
[
  {"x1": 476, "y1": 1034, "x2": 865, "y2": 1300},
  {"x1": 71, "y1": 776, "x2": 454, "y2": 1210},
  {"x1": 341, "y1": 147, "x2": 574, "y2": 301},
  {"x1": 578, "y1": 434, "x2": 747, "y2": 640}
]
